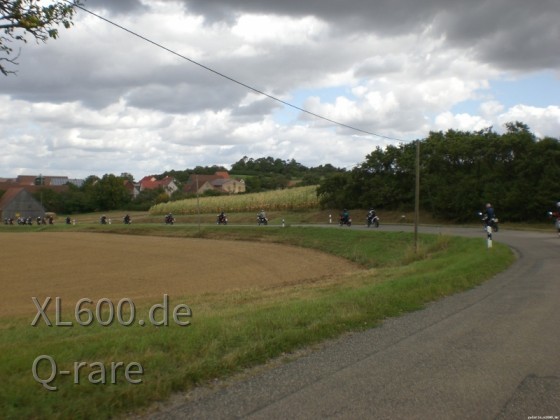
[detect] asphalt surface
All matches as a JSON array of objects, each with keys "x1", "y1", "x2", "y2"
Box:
[{"x1": 145, "y1": 225, "x2": 560, "y2": 420}]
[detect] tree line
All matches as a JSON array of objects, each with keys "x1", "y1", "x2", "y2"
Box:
[
  {"x1": 158, "y1": 157, "x2": 344, "y2": 192},
  {"x1": 318, "y1": 122, "x2": 560, "y2": 222},
  {"x1": 12, "y1": 158, "x2": 344, "y2": 214}
]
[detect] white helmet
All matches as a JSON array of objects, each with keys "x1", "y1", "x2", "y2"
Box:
[{"x1": 557, "y1": 201, "x2": 560, "y2": 207}]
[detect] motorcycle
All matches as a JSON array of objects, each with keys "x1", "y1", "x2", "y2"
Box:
[
  {"x1": 479, "y1": 212, "x2": 499, "y2": 232},
  {"x1": 123, "y1": 215, "x2": 132, "y2": 224},
  {"x1": 100, "y1": 215, "x2": 107, "y2": 225},
  {"x1": 547, "y1": 211, "x2": 560, "y2": 233},
  {"x1": 165, "y1": 214, "x2": 175, "y2": 225},
  {"x1": 257, "y1": 214, "x2": 268, "y2": 226},
  {"x1": 339, "y1": 215, "x2": 352, "y2": 227},
  {"x1": 217, "y1": 213, "x2": 228, "y2": 225},
  {"x1": 367, "y1": 214, "x2": 380, "y2": 228}
]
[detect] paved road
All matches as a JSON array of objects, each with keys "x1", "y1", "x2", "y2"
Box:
[{"x1": 147, "y1": 226, "x2": 560, "y2": 420}]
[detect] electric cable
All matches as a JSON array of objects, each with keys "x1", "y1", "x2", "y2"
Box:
[{"x1": 66, "y1": 1, "x2": 402, "y2": 141}]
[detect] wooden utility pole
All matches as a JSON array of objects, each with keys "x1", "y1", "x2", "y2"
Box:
[
  {"x1": 414, "y1": 140, "x2": 420, "y2": 254},
  {"x1": 196, "y1": 174, "x2": 201, "y2": 232}
]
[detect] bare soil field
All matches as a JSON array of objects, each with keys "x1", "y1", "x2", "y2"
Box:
[{"x1": 0, "y1": 232, "x2": 358, "y2": 318}]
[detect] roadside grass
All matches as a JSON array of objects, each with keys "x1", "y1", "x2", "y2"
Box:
[{"x1": 0, "y1": 225, "x2": 514, "y2": 419}]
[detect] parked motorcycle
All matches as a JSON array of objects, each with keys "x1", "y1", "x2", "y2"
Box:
[
  {"x1": 217, "y1": 213, "x2": 228, "y2": 225},
  {"x1": 165, "y1": 214, "x2": 175, "y2": 225},
  {"x1": 478, "y1": 212, "x2": 499, "y2": 232}
]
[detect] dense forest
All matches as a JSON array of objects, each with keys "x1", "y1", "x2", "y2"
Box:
[{"x1": 317, "y1": 122, "x2": 560, "y2": 222}]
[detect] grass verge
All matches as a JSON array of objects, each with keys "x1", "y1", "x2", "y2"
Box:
[{"x1": 0, "y1": 225, "x2": 514, "y2": 419}]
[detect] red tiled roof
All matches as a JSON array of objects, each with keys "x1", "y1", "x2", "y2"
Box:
[
  {"x1": 0, "y1": 183, "x2": 68, "y2": 194},
  {"x1": 0, "y1": 187, "x2": 25, "y2": 209},
  {"x1": 139, "y1": 176, "x2": 175, "y2": 190}
]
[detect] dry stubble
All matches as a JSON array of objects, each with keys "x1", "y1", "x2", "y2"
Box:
[{"x1": 0, "y1": 232, "x2": 358, "y2": 317}]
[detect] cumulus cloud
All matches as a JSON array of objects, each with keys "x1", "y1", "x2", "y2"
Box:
[{"x1": 1, "y1": 0, "x2": 559, "y2": 179}]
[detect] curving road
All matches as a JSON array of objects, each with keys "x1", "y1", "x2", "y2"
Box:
[{"x1": 147, "y1": 226, "x2": 560, "y2": 419}]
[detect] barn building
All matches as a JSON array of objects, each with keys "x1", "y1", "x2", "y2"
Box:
[{"x1": 0, "y1": 188, "x2": 45, "y2": 220}]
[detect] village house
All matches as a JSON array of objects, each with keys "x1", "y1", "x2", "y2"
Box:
[
  {"x1": 0, "y1": 175, "x2": 73, "y2": 200},
  {"x1": 14, "y1": 175, "x2": 83, "y2": 187},
  {"x1": 123, "y1": 179, "x2": 141, "y2": 199},
  {"x1": 138, "y1": 176, "x2": 179, "y2": 197},
  {"x1": 183, "y1": 171, "x2": 245, "y2": 195}
]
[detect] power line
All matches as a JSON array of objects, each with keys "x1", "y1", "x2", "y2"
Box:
[{"x1": 67, "y1": 1, "x2": 402, "y2": 141}]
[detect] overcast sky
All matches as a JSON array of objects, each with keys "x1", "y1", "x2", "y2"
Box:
[{"x1": 1, "y1": 0, "x2": 559, "y2": 180}]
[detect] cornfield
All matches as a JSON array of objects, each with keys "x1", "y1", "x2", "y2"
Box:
[{"x1": 149, "y1": 185, "x2": 320, "y2": 215}]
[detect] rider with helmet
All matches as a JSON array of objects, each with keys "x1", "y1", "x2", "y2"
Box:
[
  {"x1": 485, "y1": 203, "x2": 495, "y2": 223},
  {"x1": 549, "y1": 202, "x2": 560, "y2": 237},
  {"x1": 367, "y1": 208, "x2": 379, "y2": 227},
  {"x1": 340, "y1": 209, "x2": 350, "y2": 224}
]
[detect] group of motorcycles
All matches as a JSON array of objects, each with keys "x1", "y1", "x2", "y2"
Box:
[
  {"x1": 16, "y1": 204, "x2": 560, "y2": 234},
  {"x1": 162, "y1": 212, "x2": 266, "y2": 225},
  {"x1": 99, "y1": 215, "x2": 132, "y2": 224},
  {"x1": 3, "y1": 216, "x2": 53, "y2": 225},
  {"x1": 339, "y1": 210, "x2": 380, "y2": 228},
  {"x1": 8, "y1": 203, "x2": 559, "y2": 234}
]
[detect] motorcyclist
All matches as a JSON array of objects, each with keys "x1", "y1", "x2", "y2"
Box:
[
  {"x1": 367, "y1": 208, "x2": 379, "y2": 227},
  {"x1": 341, "y1": 209, "x2": 350, "y2": 224},
  {"x1": 480, "y1": 203, "x2": 499, "y2": 232},
  {"x1": 217, "y1": 211, "x2": 227, "y2": 224},
  {"x1": 548, "y1": 202, "x2": 560, "y2": 236},
  {"x1": 123, "y1": 214, "x2": 131, "y2": 224},
  {"x1": 100, "y1": 215, "x2": 107, "y2": 224},
  {"x1": 484, "y1": 203, "x2": 495, "y2": 226},
  {"x1": 258, "y1": 209, "x2": 267, "y2": 221}
]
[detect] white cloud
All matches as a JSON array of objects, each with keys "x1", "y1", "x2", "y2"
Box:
[
  {"x1": 1, "y1": 0, "x2": 559, "y2": 181},
  {"x1": 434, "y1": 112, "x2": 492, "y2": 132},
  {"x1": 232, "y1": 14, "x2": 327, "y2": 45},
  {"x1": 497, "y1": 105, "x2": 560, "y2": 138}
]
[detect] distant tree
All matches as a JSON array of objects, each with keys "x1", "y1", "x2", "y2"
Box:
[
  {"x1": 1, "y1": 0, "x2": 81, "y2": 75},
  {"x1": 125, "y1": 187, "x2": 162, "y2": 211},
  {"x1": 300, "y1": 173, "x2": 321, "y2": 186},
  {"x1": 120, "y1": 172, "x2": 134, "y2": 182},
  {"x1": 316, "y1": 173, "x2": 354, "y2": 209},
  {"x1": 317, "y1": 122, "x2": 560, "y2": 221},
  {"x1": 92, "y1": 174, "x2": 131, "y2": 211},
  {"x1": 60, "y1": 183, "x2": 94, "y2": 214},
  {"x1": 33, "y1": 187, "x2": 62, "y2": 213}
]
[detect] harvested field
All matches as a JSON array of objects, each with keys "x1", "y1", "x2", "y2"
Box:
[{"x1": 0, "y1": 232, "x2": 358, "y2": 318}]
